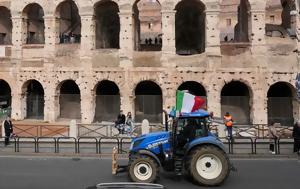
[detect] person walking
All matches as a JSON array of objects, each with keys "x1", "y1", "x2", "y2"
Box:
[
  {"x1": 126, "y1": 112, "x2": 134, "y2": 134},
  {"x1": 268, "y1": 122, "x2": 280, "y2": 154},
  {"x1": 3, "y1": 116, "x2": 13, "y2": 146},
  {"x1": 223, "y1": 112, "x2": 233, "y2": 140},
  {"x1": 293, "y1": 121, "x2": 300, "y2": 155}
]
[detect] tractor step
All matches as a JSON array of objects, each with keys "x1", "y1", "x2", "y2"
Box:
[{"x1": 174, "y1": 158, "x2": 183, "y2": 176}]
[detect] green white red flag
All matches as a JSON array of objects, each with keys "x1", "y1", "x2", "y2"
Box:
[{"x1": 176, "y1": 90, "x2": 205, "y2": 113}]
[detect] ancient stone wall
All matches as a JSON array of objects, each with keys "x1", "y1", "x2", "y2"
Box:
[{"x1": 0, "y1": 0, "x2": 299, "y2": 127}]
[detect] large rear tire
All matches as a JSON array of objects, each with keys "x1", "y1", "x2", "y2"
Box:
[
  {"x1": 188, "y1": 145, "x2": 230, "y2": 186},
  {"x1": 129, "y1": 156, "x2": 158, "y2": 183}
]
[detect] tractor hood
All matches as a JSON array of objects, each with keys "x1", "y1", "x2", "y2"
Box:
[{"x1": 131, "y1": 131, "x2": 171, "y2": 153}]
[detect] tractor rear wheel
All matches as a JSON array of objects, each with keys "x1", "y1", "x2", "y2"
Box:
[
  {"x1": 188, "y1": 145, "x2": 230, "y2": 186},
  {"x1": 129, "y1": 156, "x2": 158, "y2": 183}
]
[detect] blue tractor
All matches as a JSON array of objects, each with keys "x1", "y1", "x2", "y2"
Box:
[{"x1": 113, "y1": 109, "x2": 231, "y2": 186}]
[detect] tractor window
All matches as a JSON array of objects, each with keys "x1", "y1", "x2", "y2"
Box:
[{"x1": 177, "y1": 117, "x2": 208, "y2": 141}]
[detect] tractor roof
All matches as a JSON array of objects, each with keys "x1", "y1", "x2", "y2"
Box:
[{"x1": 169, "y1": 109, "x2": 210, "y2": 118}]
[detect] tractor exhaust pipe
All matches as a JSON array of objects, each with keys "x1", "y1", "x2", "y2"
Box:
[{"x1": 163, "y1": 110, "x2": 168, "y2": 132}]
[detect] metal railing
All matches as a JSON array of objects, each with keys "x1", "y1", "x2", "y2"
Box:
[{"x1": 0, "y1": 136, "x2": 294, "y2": 156}]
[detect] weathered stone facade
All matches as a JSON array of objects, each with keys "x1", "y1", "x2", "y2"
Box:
[{"x1": 0, "y1": 0, "x2": 299, "y2": 128}]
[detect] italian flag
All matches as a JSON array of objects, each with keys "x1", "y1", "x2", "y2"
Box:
[{"x1": 176, "y1": 90, "x2": 205, "y2": 113}]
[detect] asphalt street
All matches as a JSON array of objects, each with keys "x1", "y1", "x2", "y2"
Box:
[{"x1": 0, "y1": 156, "x2": 299, "y2": 189}]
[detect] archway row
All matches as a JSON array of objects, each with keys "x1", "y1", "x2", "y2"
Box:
[
  {"x1": 1, "y1": 79, "x2": 297, "y2": 125},
  {"x1": 6, "y1": 0, "x2": 208, "y2": 55}
]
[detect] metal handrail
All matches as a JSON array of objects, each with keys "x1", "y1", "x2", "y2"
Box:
[
  {"x1": 77, "y1": 137, "x2": 98, "y2": 154},
  {"x1": 56, "y1": 137, "x2": 77, "y2": 153},
  {"x1": 99, "y1": 137, "x2": 119, "y2": 154},
  {"x1": 36, "y1": 137, "x2": 57, "y2": 153},
  {"x1": 16, "y1": 137, "x2": 37, "y2": 153},
  {"x1": 119, "y1": 137, "x2": 132, "y2": 154}
]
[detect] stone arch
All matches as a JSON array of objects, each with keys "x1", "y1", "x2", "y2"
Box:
[
  {"x1": 94, "y1": 80, "x2": 120, "y2": 122},
  {"x1": 134, "y1": 80, "x2": 162, "y2": 123},
  {"x1": 175, "y1": 0, "x2": 205, "y2": 55},
  {"x1": 56, "y1": 0, "x2": 81, "y2": 44},
  {"x1": 221, "y1": 80, "x2": 252, "y2": 124},
  {"x1": 22, "y1": 3, "x2": 45, "y2": 44},
  {"x1": 177, "y1": 81, "x2": 207, "y2": 107},
  {"x1": 94, "y1": 0, "x2": 120, "y2": 49},
  {"x1": 267, "y1": 81, "x2": 295, "y2": 126},
  {"x1": 21, "y1": 80, "x2": 45, "y2": 119},
  {"x1": 219, "y1": 0, "x2": 250, "y2": 42},
  {"x1": 265, "y1": 0, "x2": 296, "y2": 37},
  {"x1": 58, "y1": 80, "x2": 81, "y2": 119},
  {"x1": 0, "y1": 80, "x2": 12, "y2": 114},
  {"x1": 0, "y1": 6, "x2": 12, "y2": 45},
  {"x1": 133, "y1": 0, "x2": 162, "y2": 51}
]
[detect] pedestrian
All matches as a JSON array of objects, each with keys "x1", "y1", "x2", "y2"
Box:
[
  {"x1": 126, "y1": 112, "x2": 134, "y2": 134},
  {"x1": 292, "y1": 120, "x2": 300, "y2": 155},
  {"x1": 223, "y1": 112, "x2": 233, "y2": 140},
  {"x1": 3, "y1": 116, "x2": 13, "y2": 146},
  {"x1": 115, "y1": 110, "x2": 126, "y2": 134},
  {"x1": 268, "y1": 122, "x2": 280, "y2": 154}
]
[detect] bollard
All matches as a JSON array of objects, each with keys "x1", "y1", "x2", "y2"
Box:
[
  {"x1": 141, "y1": 119, "x2": 150, "y2": 134},
  {"x1": 112, "y1": 147, "x2": 118, "y2": 175}
]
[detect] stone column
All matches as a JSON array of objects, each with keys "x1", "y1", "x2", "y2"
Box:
[
  {"x1": 11, "y1": 93, "x2": 23, "y2": 121},
  {"x1": 205, "y1": 7, "x2": 221, "y2": 56},
  {"x1": 80, "y1": 90, "x2": 95, "y2": 124},
  {"x1": 161, "y1": 9, "x2": 176, "y2": 54},
  {"x1": 119, "y1": 9, "x2": 134, "y2": 62},
  {"x1": 80, "y1": 14, "x2": 95, "y2": 60},
  {"x1": 206, "y1": 85, "x2": 224, "y2": 137},
  {"x1": 44, "y1": 88, "x2": 57, "y2": 122},
  {"x1": 11, "y1": 15, "x2": 25, "y2": 64},
  {"x1": 251, "y1": 89, "x2": 268, "y2": 124},
  {"x1": 249, "y1": 9, "x2": 266, "y2": 54},
  {"x1": 43, "y1": 15, "x2": 57, "y2": 64}
]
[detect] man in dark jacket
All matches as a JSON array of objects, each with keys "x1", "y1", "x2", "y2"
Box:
[
  {"x1": 115, "y1": 110, "x2": 126, "y2": 134},
  {"x1": 4, "y1": 116, "x2": 13, "y2": 146},
  {"x1": 293, "y1": 121, "x2": 300, "y2": 154}
]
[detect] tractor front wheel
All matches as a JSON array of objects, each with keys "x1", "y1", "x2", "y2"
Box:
[
  {"x1": 188, "y1": 145, "x2": 230, "y2": 186},
  {"x1": 129, "y1": 156, "x2": 158, "y2": 183}
]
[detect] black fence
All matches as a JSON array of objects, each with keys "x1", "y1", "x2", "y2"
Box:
[{"x1": 0, "y1": 136, "x2": 296, "y2": 155}]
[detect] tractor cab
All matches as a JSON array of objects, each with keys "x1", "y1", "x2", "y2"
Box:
[{"x1": 170, "y1": 111, "x2": 211, "y2": 156}]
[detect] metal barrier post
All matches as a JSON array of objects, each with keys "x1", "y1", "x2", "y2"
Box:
[
  {"x1": 36, "y1": 137, "x2": 56, "y2": 153},
  {"x1": 77, "y1": 137, "x2": 98, "y2": 154},
  {"x1": 16, "y1": 137, "x2": 37, "y2": 153},
  {"x1": 57, "y1": 137, "x2": 77, "y2": 153}
]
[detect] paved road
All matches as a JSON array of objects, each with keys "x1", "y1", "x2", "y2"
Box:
[{"x1": 0, "y1": 155, "x2": 299, "y2": 189}]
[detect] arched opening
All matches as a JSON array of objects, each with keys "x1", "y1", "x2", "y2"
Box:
[
  {"x1": 59, "y1": 80, "x2": 81, "y2": 119},
  {"x1": 133, "y1": 0, "x2": 162, "y2": 51},
  {"x1": 56, "y1": 0, "x2": 81, "y2": 44},
  {"x1": 175, "y1": 0, "x2": 205, "y2": 55},
  {"x1": 94, "y1": 80, "x2": 120, "y2": 122},
  {"x1": 265, "y1": 0, "x2": 296, "y2": 37},
  {"x1": 177, "y1": 81, "x2": 207, "y2": 107},
  {"x1": 24, "y1": 80, "x2": 44, "y2": 119},
  {"x1": 0, "y1": 80, "x2": 11, "y2": 116},
  {"x1": 221, "y1": 81, "x2": 251, "y2": 124},
  {"x1": 219, "y1": 0, "x2": 250, "y2": 42},
  {"x1": 0, "y1": 7, "x2": 12, "y2": 45},
  {"x1": 135, "y1": 81, "x2": 162, "y2": 123},
  {"x1": 94, "y1": 0, "x2": 120, "y2": 49},
  {"x1": 22, "y1": 3, "x2": 45, "y2": 44},
  {"x1": 267, "y1": 82, "x2": 294, "y2": 126}
]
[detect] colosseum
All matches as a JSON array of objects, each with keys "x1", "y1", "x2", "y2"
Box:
[{"x1": 0, "y1": 0, "x2": 299, "y2": 134}]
